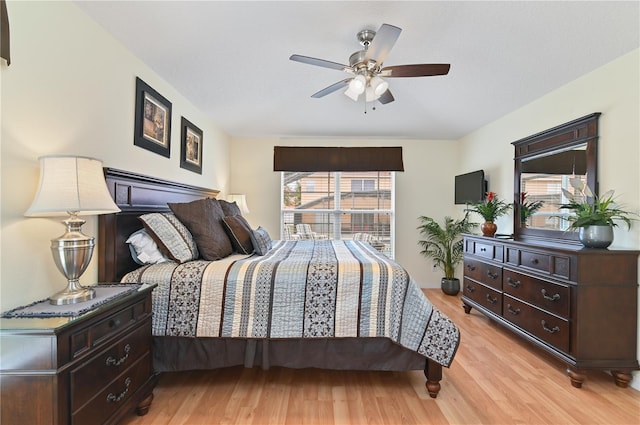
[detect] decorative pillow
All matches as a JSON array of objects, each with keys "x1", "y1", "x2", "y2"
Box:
[
  {"x1": 250, "y1": 226, "x2": 272, "y2": 256},
  {"x1": 126, "y1": 229, "x2": 169, "y2": 265},
  {"x1": 222, "y1": 215, "x2": 254, "y2": 254},
  {"x1": 139, "y1": 213, "x2": 199, "y2": 263},
  {"x1": 219, "y1": 199, "x2": 242, "y2": 217},
  {"x1": 168, "y1": 198, "x2": 233, "y2": 260}
]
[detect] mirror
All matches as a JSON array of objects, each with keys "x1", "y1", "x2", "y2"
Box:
[{"x1": 513, "y1": 113, "x2": 600, "y2": 242}]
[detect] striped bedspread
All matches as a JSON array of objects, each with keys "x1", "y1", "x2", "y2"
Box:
[{"x1": 122, "y1": 240, "x2": 460, "y2": 367}]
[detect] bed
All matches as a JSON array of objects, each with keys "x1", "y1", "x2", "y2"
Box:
[{"x1": 97, "y1": 168, "x2": 460, "y2": 398}]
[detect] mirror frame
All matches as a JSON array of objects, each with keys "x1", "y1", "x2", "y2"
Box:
[{"x1": 512, "y1": 113, "x2": 600, "y2": 243}]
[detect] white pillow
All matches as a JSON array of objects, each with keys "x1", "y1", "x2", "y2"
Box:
[{"x1": 126, "y1": 229, "x2": 169, "y2": 265}]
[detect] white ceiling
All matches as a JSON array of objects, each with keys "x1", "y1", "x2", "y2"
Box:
[{"x1": 75, "y1": 1, "x2": 639, "y2": 140}]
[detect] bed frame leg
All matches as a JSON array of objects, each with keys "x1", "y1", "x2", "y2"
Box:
[{"x1": 424, "y1": 359, "x2": 443, "y2": 398}]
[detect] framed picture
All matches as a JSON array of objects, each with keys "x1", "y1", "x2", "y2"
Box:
[
  {"x1": 134, "y1": 77, "x2": 172, "y2": 158},
  {"x1": 180, "y1": 117, "x2": 203, "y2": 174}
]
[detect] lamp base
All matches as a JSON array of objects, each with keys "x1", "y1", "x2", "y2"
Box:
[
  {"x1": 49, "y1": 284, "x2": 96, "y2": 305},
  {"x1": 49, "y1": 214, "x2": 96, "y2": 305}
]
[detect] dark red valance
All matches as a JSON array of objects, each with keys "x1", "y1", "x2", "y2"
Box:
[{"x1": 273, "y1": 146, "x2": 404, "y2": 172}]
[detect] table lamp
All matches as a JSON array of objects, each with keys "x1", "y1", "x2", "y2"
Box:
[{"x1": 24, "y1": 155, "x2": 120, "y2": 305}]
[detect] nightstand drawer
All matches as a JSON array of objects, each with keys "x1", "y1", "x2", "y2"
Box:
[
  {"x1": 503, "y1": 295, "x2": 570, "y2": 354},
  {"x1": 463, "y1": 278, "x2": 502, "y2": 315},
  {"x1": 69, "y1": 294, "x2": 151, "y2": 360},
  {"x1": 503, "y1": 269, "x2": 570, "y2": 318},
  {"x1": 70, "y1": 320, "x2": 151, "y2": 411},
  {"x1": 71, "y1": 352, "x2": 152, "y2": 425}
]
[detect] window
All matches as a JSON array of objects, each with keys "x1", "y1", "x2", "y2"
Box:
[{"x1": 281, "y1": 171, "x2": 394, "y2": 258}]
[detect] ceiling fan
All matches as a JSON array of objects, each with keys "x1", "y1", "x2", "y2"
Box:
[{"x1": 290, "y1": 23, "x2": 450, "y2": 105}]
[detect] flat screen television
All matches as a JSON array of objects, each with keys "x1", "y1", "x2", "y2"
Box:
[{"x1": 454, "y1": 170, "x2": 487, "y2": 205}]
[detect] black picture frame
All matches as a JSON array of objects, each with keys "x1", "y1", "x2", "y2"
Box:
[
  {"x1": 180, "y1": 117, "x2": 203, "y2": 174},
  {"x1": 134, "y1": 77, "x2": 172, "y2": 158}
]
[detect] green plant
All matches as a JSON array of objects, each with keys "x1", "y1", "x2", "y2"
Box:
[
  {"x1": 417, "y1": 214, "x2": 476, "y2": 279},
  {"x1": 520, "y1": 192, "x2": 544, "y2": 222},
  {"x1": 467, "y1": 192, "x2": 511, "y2": 222},
  {"x1": 559, "y1": 179, "x2": 636, "y2": 230}
]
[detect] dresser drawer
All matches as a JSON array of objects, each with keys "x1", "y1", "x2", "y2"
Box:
[
  {"x1": 503, "y1": 269, "x2": 570, "y2": 318},
  {"x1": 468, "y1": 240, "x2": 504, "y2": 262},
  {"x1": 69, "y1": 295, "x2": 151, "y2": 360},
  {"x1": 71, "y1": 352, "x2": 152, "y2": 425},
  {"x1": 503, "y1": 295, "x2": 570, "y2": 354},
  {"x1": 464, "y1": 258, "x2": 502, "y2": 290},
  {"x1": 463, "y1": 278, "x2": 502, "y2": 315},
  {"x1": 505, "y1": 247, "x2": 572, "y2": 280},
  {"x1": 70, "y1": 321, "x2": 151, "y2": 412}
]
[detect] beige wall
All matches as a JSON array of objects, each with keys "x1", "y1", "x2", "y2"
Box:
[
  {"x1": 0, "y1": 1, "x2": 231, "y2": 311},
  {"x1": 458, "y1": 48, "x2": 639, "y2": 248}
]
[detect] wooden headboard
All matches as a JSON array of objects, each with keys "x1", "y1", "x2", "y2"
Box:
[{"x1": 98, "y1": 168, "x2": 219, "y2": 282}]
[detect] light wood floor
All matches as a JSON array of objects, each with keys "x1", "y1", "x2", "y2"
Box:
[{"x1": 121, "y1": 289, "x2": 640, "y2": 425}]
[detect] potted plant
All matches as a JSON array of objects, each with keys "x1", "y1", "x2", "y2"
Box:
[
  {"x1": 559, "y1": 178, "x2": 636, "y2": 248},
  {"x1": 467, "y1": 192, "x2": 511, "y2": 237},
  {"x1": 417, "y1": 214, "x2": 476, "y2": 295},
  {"x1": 520, "y1": 192, "x2": 544, "y2": 227}
]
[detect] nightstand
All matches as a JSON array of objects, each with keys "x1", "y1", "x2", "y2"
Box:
[{"x1": 0, "y1": 283, "x2": 157, "y2": 424}]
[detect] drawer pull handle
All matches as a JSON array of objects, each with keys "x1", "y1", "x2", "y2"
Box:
[
  {"x1": 541, "y1": 320, "x2": 560, "y2": 334},
  {"x1": 109, "y1": 318, "x2": 122, "y2": 328},
  {"x1": 466, "y1": 264, "x2": 476, "y2": 272},
  {"x1": 507, "y1": 304, "x2": 521, "y2": 315},
  {"x1": 486, "y1": 270, "x2": 499, "y2": 280},
  {"x1": 506, "y1": 277, "x2": 521, "y2": 288},
  {"x1": 541, "y1": 289, "x2": 560, "y2": 302},
  {"x1": 465, "y1": 285, "x2": 476, "y2": 293},
  {"x1": 480, "y1": 248, "x2": 487, "y2": 252},
  {"x1": 106, "y1": 344, "x2": 131, "y2": 367},
  {"x1": 530, "y1": 258, "x2": 539, "y2": 265},
  {"x1": 486, "y1": 294, "x2": 498, "y2": 304},
  {"x1": 107, "y1": 377, "x2": 131, "y2": 403}
]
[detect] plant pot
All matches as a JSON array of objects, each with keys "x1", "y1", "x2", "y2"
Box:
[
  {"x1": 481, "y1": 222, "x2": 497, "y2": 237},
  {"x1": 579, "y1": 225, "x2": 614, "y2": 249},
  {"x1": 441, "y1": 278, "x2": 460, "y2": 295}
]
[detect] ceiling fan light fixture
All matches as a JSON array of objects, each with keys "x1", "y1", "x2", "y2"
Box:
[
  {"x1": 365, "y1": 86, "x2": 381, "y2": 102},
  {"x1": 370, "y1": 76, "x2": 389, "y2": 96},
  {"x1": 349, "y1": 74, "x2": 367, "y2": 94},
  {"x1": 344, "y1": 87, "x2": 360, "y2": 101}
]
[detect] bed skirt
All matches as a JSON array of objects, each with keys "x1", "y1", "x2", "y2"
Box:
[{"x1": 153, "y1": 336, "x2": 428, "y2": 372}]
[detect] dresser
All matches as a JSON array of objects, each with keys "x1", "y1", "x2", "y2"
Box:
[
  {"x1": 461, "y1": 234, "x2": 639, "y2": 388},
  {"x1": 0, "y1": 284, "x2": 157, "y2": 424}
]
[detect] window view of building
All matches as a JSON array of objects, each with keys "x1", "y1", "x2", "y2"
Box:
[{"x1": 281, "y1": 171, "x2": 394, "y2": 257}]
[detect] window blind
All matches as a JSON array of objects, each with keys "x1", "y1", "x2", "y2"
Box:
[{"x1": 274, "y1": 146, "x2": 404, "y2": 172}]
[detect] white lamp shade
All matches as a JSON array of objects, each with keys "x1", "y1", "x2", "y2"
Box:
[
  {"x1": 344, "y1": 87, "x2": 360, "y2": 101},
  {"x1": 365, "y1": 86, "x2": 379, "y2": 102},
  {"x1": 25, "y1": 155, "x2": 120, "y2": 217},
  {"x1": 226, "y1": 194, "x2": 250, "y2": 214},
  {"x1": 370, "y1": 76, "x2": 389, "y2": 97},
  {"x1": 348, "y1": 75, "x2": 367, "y2": 94}
]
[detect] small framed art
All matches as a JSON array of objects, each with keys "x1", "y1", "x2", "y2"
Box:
[
  {"x1": 134, "y1": 77, "x2": 172, "y2": 158},
  {"x1": 180, "y1": 117, "x2": 203, "y2": 174}
]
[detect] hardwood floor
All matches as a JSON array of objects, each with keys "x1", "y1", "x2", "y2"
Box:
[{"x1": 121, "y1": 289, "x2": 640, "y2": 425}]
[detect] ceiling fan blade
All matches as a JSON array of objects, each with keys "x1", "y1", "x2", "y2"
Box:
[
  {"x1": 364, "y1": 24, "x2": 402, "y2": 64},
  {"x1": 378, "y1": 89, "x2": 395, "y2": 105},
  {"x1": 290, "y1": 54, "x2": 349, "y2": 71},
  {"x1": 380, "y1": 64, "x2": 451, "y2": 78},
  {"x1": 311, "y1": 78, "x2": 351, "y2": 98}
]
